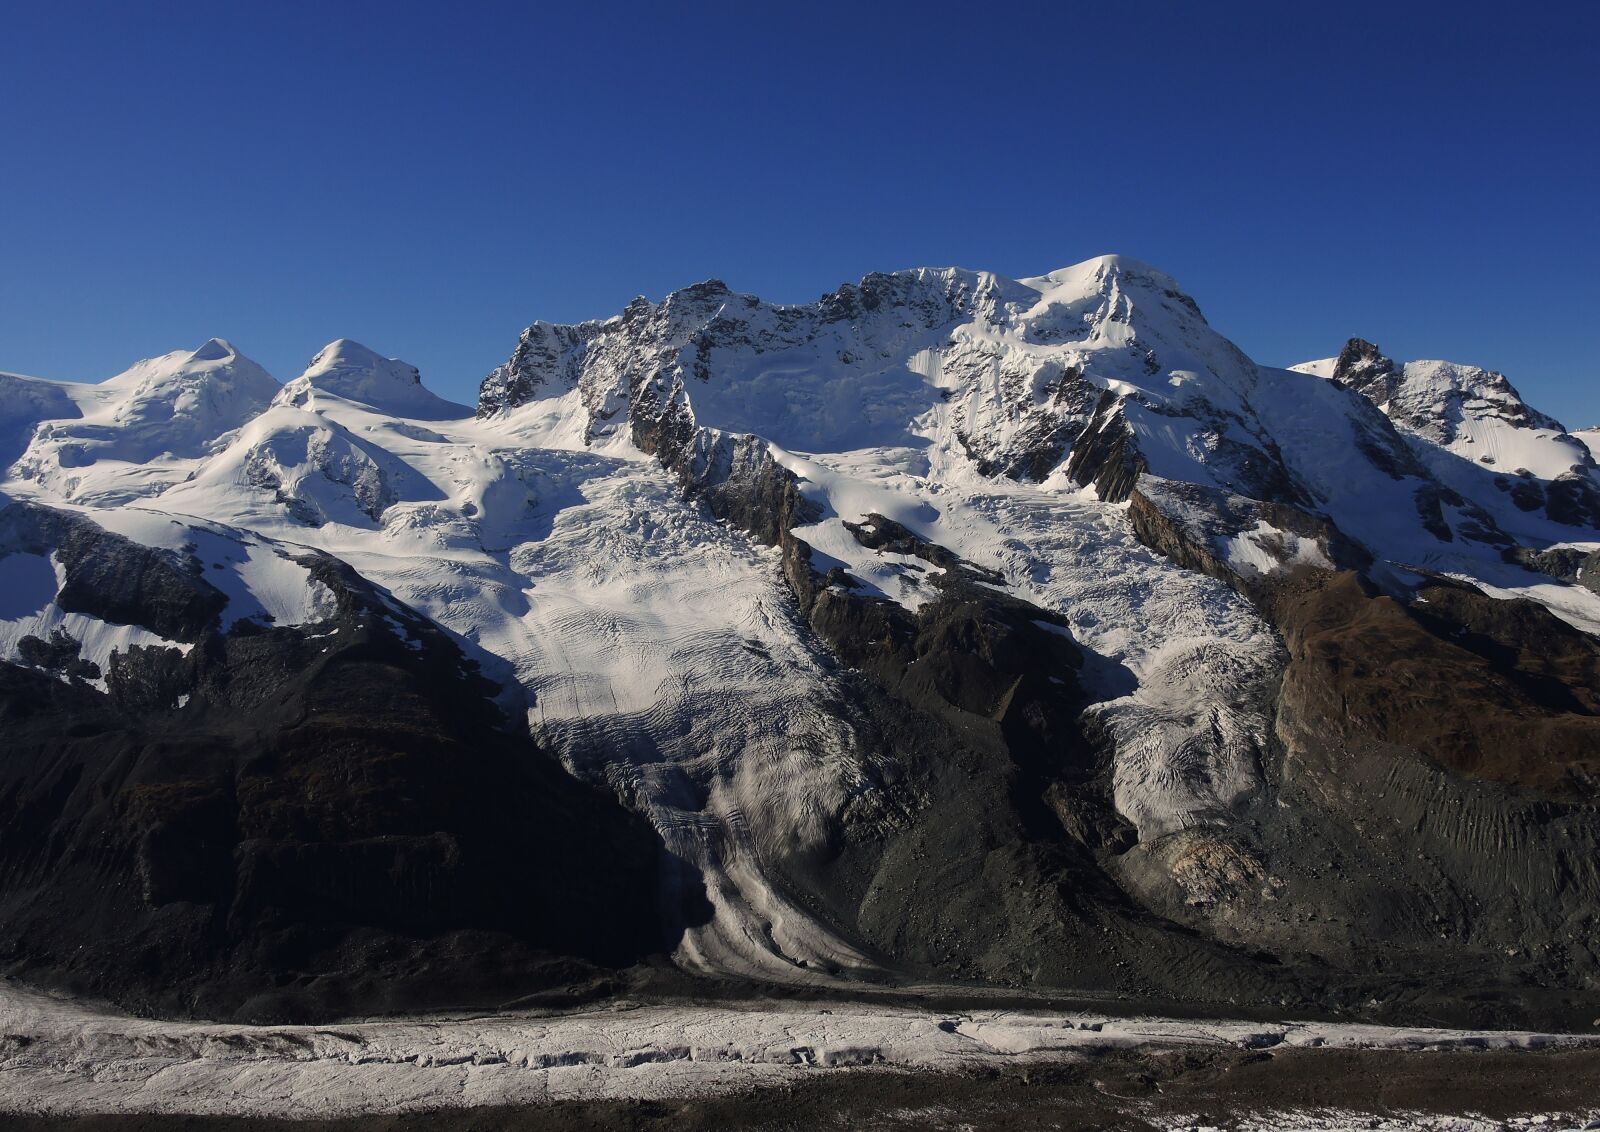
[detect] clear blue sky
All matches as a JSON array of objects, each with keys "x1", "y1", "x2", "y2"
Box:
[{"x1": 3, "y1": 1, "x2": 1597, "y2": 424}]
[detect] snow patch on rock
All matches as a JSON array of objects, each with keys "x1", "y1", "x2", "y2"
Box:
[{"x1": 0, "y1": 550, "x2": 193, "y2": 688}]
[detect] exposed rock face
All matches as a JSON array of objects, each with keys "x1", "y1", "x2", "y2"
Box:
[
  {"x1": 480, "y1": 320, "x2": 605, "y2": 412},
  {"x1": 1062, "y1": 391, "x2": 1148, "y2": 501},
  {"x1": 1546, "y1": 470, "x2": 1600, "y2": 528},
  {"x1": 0, "y1": 500, "x2": 227, "y2": 639},
  {"x1": 1109, "y1": 473, "x2": 1600, "y2": 1020},
  {"x1": 651, "y1": 435, "x2": 1306, "y2": 1005},
  {"x1": 0, "y1": 504, "x2": 670, "y2": 1023},
  {"x1": 611, "y1": 373, "x2": 1593, "y2": 1020},
  {"x1": 1273, "y1": 572, "x2": 1600, "y2": 797},
  {"x1": 1248, "y1": 570, "x2": 1600, "y2": 986},
  {"x1": 1334, "y1": 337, "x2": 1565, "y2": 442},
  {"x1": 1127, "y1": 477, "x2": 1370, "y2": 597},
  {"x1": 1330, "y1": 337, "x2": 1403, "y2": 406},
  {"x1": 476, "y1": 258, "x2": 1301, "y2": 508},
  {"x1": 1511, "y1": 543, "x2": 1600, "y2": 594},
  {"x1": 1324, "y1": 336, "x2": 1598, "y2": 531},
  {"x1": 15, "y1": 627, "x2": 101, "y2": 681}
]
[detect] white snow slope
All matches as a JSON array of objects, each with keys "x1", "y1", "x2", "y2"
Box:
[
  {"x1": 1292, "y1": 351, "x2": 1600, "y2": 548},
  {"x1": 4, "y1": 338, "x2": 281, "y2": 505},
  {"x1": 3, "y1": 255, "x2": 1597, "y2": 988}
]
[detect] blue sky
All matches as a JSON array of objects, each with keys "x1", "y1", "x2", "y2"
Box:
[{"x1": 3, "y1": 1, "x2": 1597, "y2": 424}]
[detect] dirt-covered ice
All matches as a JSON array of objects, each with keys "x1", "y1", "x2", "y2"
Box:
[{"x1": 1, "y1": 983, "x2": 1595, "y2": 1123}]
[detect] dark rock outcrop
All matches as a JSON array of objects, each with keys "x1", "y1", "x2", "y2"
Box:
[
  {"x1": 0, "y1": 508, "x2": 673, "y2": 1023},
  {"x1": 1118, "y1": 470, "x2": 1600, "y2": 1026},
  {"x1": 1547, "y1": 471, "x2": 1600, "y2": 529},
  {"x1": 1509, "y1": 543, "x2": 1600, "y2": 595},
  {"x1": 1274, "y1": 571, "x2": 1600, "y2": 797},
  {"x1": 0, "y1": 501, "x2": 227, "y2": 641},
  {"x1": 1330, "y1": 337, "x2": 1402, "y2": 405},
  {"x1": 1064, "y1": 392, "x2": 1148, "y2": 502},
  {"x1": 620, "y1": 423, "x2": 1316, "y2": 1010},
  {"x1": 1128, "y1": 477, "x2": 1371, "y2": 600}
]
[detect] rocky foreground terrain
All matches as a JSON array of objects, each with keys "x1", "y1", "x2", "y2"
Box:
[{"x1": 1, "y1": 255, "x2": 1598, "y2": 1120}]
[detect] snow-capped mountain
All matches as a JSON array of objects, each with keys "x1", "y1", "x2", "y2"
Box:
[
  {"x1": 2, "y1": 256, "x2": 1598, "y2": 1028},
  {"x1": 1292, "y1": 338, "x2": 1600, "y2": 532},
  {"x1": 3, "y1": 338, "x2": 281, "y2": 505},
  {"x1": 279, "y1": 338, "x2": 471, "y2": 420}
]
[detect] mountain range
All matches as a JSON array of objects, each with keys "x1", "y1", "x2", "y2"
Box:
[{"x1": 2, "y1": 255, "x2": 1597, "y2": 1028}]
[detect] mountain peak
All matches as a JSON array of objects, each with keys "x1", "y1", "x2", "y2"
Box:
[
  {"x1": 1333, "y1": 336, "x2": 1393, "y2": 374},
  {"x1": 1329, "y1": 337, "x2": 1400, "y2": 405},
  {"x1": 1020, "y1": 254, "x2": 1183, "y2": 295},
  {"x1": 188, "y1": 337, "x2": 238, "y2": 364},
  {"x1": 1081, "y1": 252, "x2": 1169, "y2": 279},
  {"x1": 102, "y1": 340, "x2": 276, "y2": 396},
  {"x1": 6, "y1": 255, "x2": 1600, "y2": 1046},
  {"x1": 281, "y1": 340, "x2": 467, "y2": 420},
  {"x1": 306, "y1": 339, "x2": 414, "y2": 380}
]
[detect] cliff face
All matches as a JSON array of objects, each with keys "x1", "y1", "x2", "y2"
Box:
[{"x1": 0, "y1": 501, "x2": 669, "y2": 1023}]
